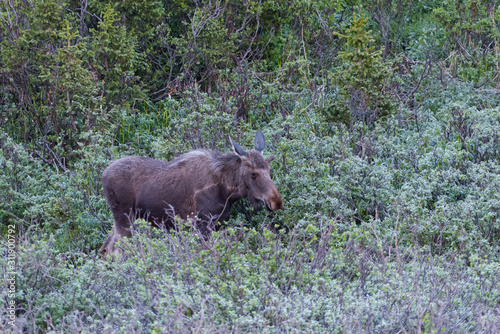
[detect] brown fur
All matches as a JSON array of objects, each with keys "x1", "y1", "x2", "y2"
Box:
[{"x1": 100, "y1": 132, "x2": 283, "y2": 259}]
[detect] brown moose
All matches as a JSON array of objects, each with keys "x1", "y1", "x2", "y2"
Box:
[{"x1": 100, "y1": 130, "x2": 283, "y2": 258}]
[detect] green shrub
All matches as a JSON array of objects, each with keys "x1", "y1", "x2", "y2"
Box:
[
  {"x1": 321, "y1": 13, "x2": 397, "y2": 126},
  {"x1": 3, "y1": 219, "x2": 499, "y2": 333},
  {"x1": 1, "y1": 2, "x2": 500, "y2": 330}
]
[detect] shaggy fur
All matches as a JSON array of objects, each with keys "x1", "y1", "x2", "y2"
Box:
[{"x1": 100, "y1": 132, "x2": 283, "y2": 258}]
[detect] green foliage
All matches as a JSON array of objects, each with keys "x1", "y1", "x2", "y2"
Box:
[
  {"x1": 89, "y1": 0, "x2": 164, "y2": 41},
  {"x1": 364, "y1": 0, "x2": 417, "y2": 56},
  {"x1": 434, "y1": 0, "x2": 500, "y2": 86},
  {"x1": 0, "y1": 130, "x2": 111, "y2": 251},
  {"x1": 3, "y1": 221, "x2": 499, "y2": 332},
  {"x1": 2, "y1": 0, "x2": 500, "y2": 332},
  {"x1": 1, "y1": 0, "x2": 91, "y2": 146},
  {"x1": 88, "y1": 4, "x2": 145, "y2": 105},
  {"x1": 321, "y1": 13, "x2": 396, "y2": 126}
]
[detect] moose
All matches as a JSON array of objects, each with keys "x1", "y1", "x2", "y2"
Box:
[{"x1": 100, "y1": 130, "x2": 283, "y2": 258}]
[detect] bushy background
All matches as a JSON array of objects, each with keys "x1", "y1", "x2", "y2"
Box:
[{"x1": 1, "y1": 0, "x2": 500, "y2": 332}]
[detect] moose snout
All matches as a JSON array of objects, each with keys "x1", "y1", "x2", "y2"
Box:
[
  {"x1": 266, "y1": 191, "x2": 283, "y2": 211},
  {"x1": 273, "y1": 196, "x2": 284, "y2": 210}
]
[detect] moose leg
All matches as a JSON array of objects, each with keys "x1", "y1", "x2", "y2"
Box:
[
  {"x1": 100, "y1": 184, "x2": 135, "y2": 259},
  {"x1": 100, "y1": 212, "x2": 133, "y2": 259},
  {"x1": 195, "y1": 218, "x2": 217, "y2": 239}
]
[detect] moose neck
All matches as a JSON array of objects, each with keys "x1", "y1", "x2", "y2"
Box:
[{"x1": 213, "y1": 153, "x2": 248, "y2": 203}]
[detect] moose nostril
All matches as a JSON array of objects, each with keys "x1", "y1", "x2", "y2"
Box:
[{"x1": 269, "y1": 199, "x2": 283, "y2": 211}]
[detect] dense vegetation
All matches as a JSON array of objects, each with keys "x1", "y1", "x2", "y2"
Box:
[{"x1": 1, "y1": 0, "x2": 500, "y2": 332}]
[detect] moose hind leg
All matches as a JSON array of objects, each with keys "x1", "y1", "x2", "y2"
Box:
[
  {"x1": 100, "y1": 213, "x2": 134, "y2": 260},
  {"x1": 100, "y1": 226, "x2": 118, "y2": 259}
]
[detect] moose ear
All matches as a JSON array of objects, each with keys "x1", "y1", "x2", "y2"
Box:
[
  {"x1": 254, "y1": 129, "x2": 265, "y2": 153},
  {"x1": 230, "y1": 136, "x2": 247, "y2": 157}
]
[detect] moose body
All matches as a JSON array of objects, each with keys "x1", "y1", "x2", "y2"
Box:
[{"x1": 100, "y1": 130, "x2": 283, "y2": 258}]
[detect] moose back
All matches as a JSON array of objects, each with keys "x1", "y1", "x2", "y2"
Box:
[{"x1": 100, "y1": 130, "x2": 283, "y2": 258}]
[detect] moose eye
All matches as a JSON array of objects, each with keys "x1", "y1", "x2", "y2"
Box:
[{"x1": 251, "y1": 172, "x2": 258, "y2": 179}]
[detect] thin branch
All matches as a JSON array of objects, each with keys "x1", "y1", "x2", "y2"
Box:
[{"x1": 404, "y1": 58, "x2": 432, "y2": 103}]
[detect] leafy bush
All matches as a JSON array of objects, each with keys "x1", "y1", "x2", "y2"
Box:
[
  {"x1": 2, "y1": 220, "x2": 498, "y2": 333},
  {"x1": 0, "y1": 130, "x2": 111, "y2": 251},
  {"x1": 321, "y1": 13, "x2": 397, "y2": 126},
  {"x1": 2, "y1": 1, "x2": 500, "y2": 332}
]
